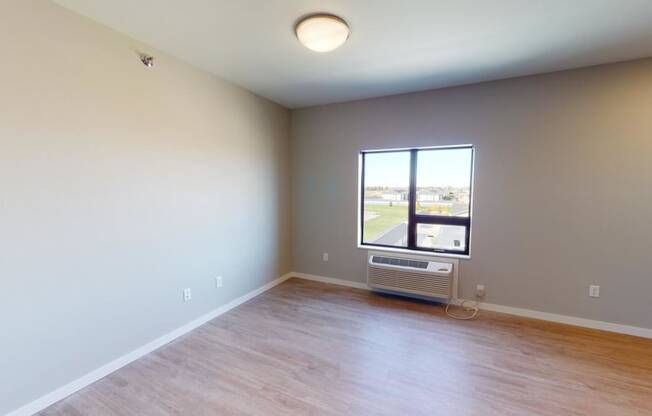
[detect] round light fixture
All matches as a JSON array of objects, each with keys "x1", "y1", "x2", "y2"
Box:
[{"x1": 295, "y1": 14, "x2": 350, "y2": 52}]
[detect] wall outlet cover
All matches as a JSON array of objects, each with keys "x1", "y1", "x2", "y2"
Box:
[
  {"x1": 589, "y1": 285, "x2": 600, "y2": 298},
  {"x1": 476, "y1": 284, "x2": 486, "y2": 297}
]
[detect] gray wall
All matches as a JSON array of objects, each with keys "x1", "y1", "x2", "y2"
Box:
[
  {"x1": 291, "y1": 58, "x2": 652, "y2": 330},
  {"x1": 0, "y1": 1, "x2": 290, "y2": 414}
]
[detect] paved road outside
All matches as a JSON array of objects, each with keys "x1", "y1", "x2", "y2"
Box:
[{"x1": 372, "y1": 222, "x2": 464, "y2": 251}]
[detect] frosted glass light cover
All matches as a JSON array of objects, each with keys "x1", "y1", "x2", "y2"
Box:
[{"x1": 296, "y1": 15, "x2": 349, "y2": 52}]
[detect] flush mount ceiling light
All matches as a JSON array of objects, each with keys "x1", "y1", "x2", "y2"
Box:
[{"x1": 295, "y1": 14, "x2": 350, "y2": 52}]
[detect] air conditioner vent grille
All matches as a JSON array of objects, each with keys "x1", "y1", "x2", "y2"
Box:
[
  {"x1": 368, "y1": 267, "x2": 451, "y2": 298},
  {"x1": 371, "y1": 256, "x2": 428, "y2": 269}
]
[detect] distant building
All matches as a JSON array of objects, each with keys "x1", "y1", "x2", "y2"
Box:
[
  {"x1": 417, "y1": 191, "x2": 441, "y2": 202},
  {"x1": 381, "y1": 190, "x2": 408, "y2": 201}
]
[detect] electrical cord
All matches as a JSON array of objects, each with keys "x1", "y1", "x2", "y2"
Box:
[{"x1": 445, "y1": 300, "x2": 479, "y2": 320}]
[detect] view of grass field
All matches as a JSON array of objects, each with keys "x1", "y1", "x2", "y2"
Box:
[
  {"x1": 363, "y1": 201, "x2": 465, "y2": 245},
  {"x1": 415, "y1": 202, "x2": 452, "y2": 216},
  {"x1": 363, "y1": 203, "x2": 407, "y2": 242}
]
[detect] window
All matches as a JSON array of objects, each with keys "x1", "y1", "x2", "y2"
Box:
[{"x1": 360, "y1": 146, "x2": 474, "y2": 256}]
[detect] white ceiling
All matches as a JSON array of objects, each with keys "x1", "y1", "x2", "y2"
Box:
[{"x1": 53, "y1": 0, "x2": 652, "y2": 108}]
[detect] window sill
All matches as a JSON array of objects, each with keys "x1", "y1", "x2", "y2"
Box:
[{"x1": 358, "y1": 244, "x2": 471, "y2": 260}]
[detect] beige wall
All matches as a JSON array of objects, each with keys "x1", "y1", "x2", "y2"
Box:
[
  {"x1": 291, "y1": 58, "x2": 652, "y2": 330},
  {"x1": 0, "y1": 1, "x2": 290, "y2": 414}
]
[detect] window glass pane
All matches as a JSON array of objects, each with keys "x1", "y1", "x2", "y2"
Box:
[
  {"x1": 363, "y1": 152, "x2": 410, "y2": 247},
  {"x1": 416, "y1": 148, "x2": 472, "y2": 217},
  {"x1": 417, "y1": 224, "x2": 466, "y2": 251}
]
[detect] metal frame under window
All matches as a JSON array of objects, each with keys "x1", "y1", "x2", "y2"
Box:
[{"x1": 359, "y1": 145, "x2": 474, "y2": 256}]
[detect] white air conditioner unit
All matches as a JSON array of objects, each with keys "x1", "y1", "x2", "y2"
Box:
[{"x1": 367, "y1": 253, "x2": 454, "y2": 301}]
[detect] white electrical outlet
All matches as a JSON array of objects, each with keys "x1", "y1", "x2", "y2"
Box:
[
  {"x1": 183, "y1": 288, "x2": 192, "y2": 302},
  {"x1": 215, "y1": 276, "x2": 223, "y2": 288},
  {"x1": 476, "y1": 284, "x2": 486, "y2": 298},
  {"x1": 589, "y1": 285, "x2": 600, "y2": 298},
  {"x1": 322, "y1": 252, "x2": 329, "y2": 262}
]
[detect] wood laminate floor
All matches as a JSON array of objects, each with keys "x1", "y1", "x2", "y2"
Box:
[{"x1": 40, "y1": 278, "x2": 652, "y2": 416}]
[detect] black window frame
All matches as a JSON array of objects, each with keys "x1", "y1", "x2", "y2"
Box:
[{"x1": 359, "y1": 145, "x2": 474, "y2": 256}]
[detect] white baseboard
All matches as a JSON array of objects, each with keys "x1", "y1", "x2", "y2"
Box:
[
  {"x1": 471, "y1": 300, "x2": 652, "y2": 339},
  {"x1": 290, "y1": 272, "x2": 369, "y2": 289},
  {"x1": 291, "y1": 272, "x2": 652, "y2": 340},
  {"x1": 7, "y1": 273, "x2": 293, "y2": 416}
]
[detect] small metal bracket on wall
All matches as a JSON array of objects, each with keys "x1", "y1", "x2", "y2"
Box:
[{"x1": 139, "y1": 53, "x2": 154, "y2": 68}]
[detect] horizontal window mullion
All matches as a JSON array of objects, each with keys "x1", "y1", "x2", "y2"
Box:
[{"x1": 413, "y1": 215, "x2": 470, "y2": 227}]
